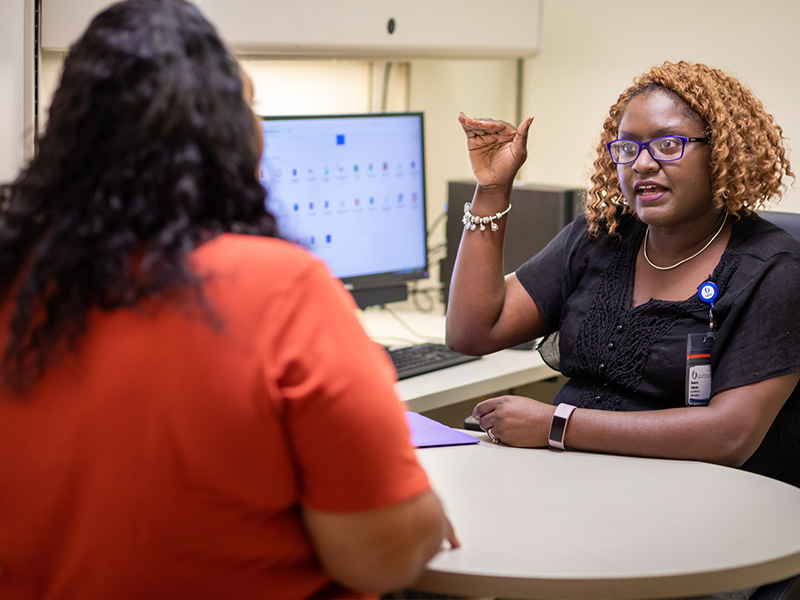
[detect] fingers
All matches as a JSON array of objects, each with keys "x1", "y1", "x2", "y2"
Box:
[
  {"x1": 518, "y1": 115, "x2": 534, "y2": 137},
  {"x1": 472, "y1": 397, "x2": 497, "y2": 420},
  {"x1": 473, "y1": 397, "x2": 503, "y2": 435},
  {"x1": 511, "y1": 116, "x2": 534, "y2": 153},
  {"x1": 444, "y1": 518, "x2": 461, "y2": 549},
  {"x1": 459, "y1": 112, "x2": 534, "y2": 135},
  {"x1": 459, "y1": 114, "x2": 513, "y2": 137}
]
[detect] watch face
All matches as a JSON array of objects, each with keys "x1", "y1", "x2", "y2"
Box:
[{"x1": 549, "y1": 417, "x2": 567, "y2": 443}]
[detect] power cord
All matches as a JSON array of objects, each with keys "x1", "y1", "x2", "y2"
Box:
[{"x1": 380, "y1": 305, "x2": 442, "y2": 343}]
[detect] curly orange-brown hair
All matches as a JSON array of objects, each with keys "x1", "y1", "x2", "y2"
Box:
[{"x1": 586, "y1": 61, "x2": 793, "y2": 237}]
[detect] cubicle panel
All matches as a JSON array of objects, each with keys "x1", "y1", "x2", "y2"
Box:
[{"x1": 41, "y1": 0, "x2": 542, "y2": 58}]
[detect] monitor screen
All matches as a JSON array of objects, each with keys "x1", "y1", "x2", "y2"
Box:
[{"x1": 258, "y1": 112, "x2": 429, "y2": 308}]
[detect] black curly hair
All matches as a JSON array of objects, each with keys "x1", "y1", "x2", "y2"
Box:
[{"x1": 0, "y1": 0, "x2": 278, "y2": 393}]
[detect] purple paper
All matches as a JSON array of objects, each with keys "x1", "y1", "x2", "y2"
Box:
[{"x1": 405, "y1": 411, "x2": 480, "y2": 448}]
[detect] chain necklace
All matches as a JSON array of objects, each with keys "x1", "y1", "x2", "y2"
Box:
[{"x1": 643, "y1": 212, "x2": 728, "y2": 271}]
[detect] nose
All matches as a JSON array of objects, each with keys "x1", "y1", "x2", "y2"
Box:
[{"x1": 632, "y1": 144, "x2": 659, "y2": 173}]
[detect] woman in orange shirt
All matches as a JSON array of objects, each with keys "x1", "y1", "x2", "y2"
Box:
[{"x1": 0, "y1": 1, "x2": 456, "y2": 598}]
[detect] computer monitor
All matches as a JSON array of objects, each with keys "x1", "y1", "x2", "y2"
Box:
[{"x1": 258, "y1": 112, "x2": 429, "y2": 308}]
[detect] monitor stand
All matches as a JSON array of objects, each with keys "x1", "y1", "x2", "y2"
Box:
[{"x1": 350, "y1": 284, "x2": 408, "y2": 309}]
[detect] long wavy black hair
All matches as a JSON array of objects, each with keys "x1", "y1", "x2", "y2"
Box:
[{"x1": 0, "y1": 0, "x2": 278, "y2": 393}]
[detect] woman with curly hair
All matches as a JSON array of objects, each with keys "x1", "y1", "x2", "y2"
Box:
[
  {"x1": 447, "y1": 61, "x2": 800, "y2": 490},
  {"x1": 0, "y1": 0, "x2": 455, "y2": 598}
]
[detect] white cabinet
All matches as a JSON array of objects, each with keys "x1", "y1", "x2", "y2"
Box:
[{"x1": 41, "y1": 0, "x2": 541, "y2": 58}]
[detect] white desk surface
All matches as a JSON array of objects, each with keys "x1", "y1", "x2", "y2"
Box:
[
  {"x1": 357, "y1": 308, "x2": 558, "y2": 412},
  {"x1": 412, "y1": 435, "x2": 800, "y2": 599}
]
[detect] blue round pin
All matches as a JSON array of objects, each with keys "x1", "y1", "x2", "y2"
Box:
[{"x1": 698, "y1": 281, "x2": 719, "y2": 306}]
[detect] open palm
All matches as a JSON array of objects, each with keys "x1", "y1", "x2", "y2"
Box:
[{"x1": 458, "y1": 113, "x2": 533, "y2": 188}]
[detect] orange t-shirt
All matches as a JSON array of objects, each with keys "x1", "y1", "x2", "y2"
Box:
[{"x1": 0, "y1": 234, "x2": 430, "y2": 600}]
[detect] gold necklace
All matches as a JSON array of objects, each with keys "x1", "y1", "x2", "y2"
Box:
[{"x1": 643, "y1": 212, "x2": 728, "y2": 271}]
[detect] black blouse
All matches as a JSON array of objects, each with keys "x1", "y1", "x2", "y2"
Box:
[{"x1": 516, "y1": 213, "x2": 800, "y2": 486}]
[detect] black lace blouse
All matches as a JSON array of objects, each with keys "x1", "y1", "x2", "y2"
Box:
[{"x1": 516, "y1": 212, "x2": 800, "y2": 486}]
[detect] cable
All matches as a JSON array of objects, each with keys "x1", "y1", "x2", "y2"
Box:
[
  {"x1": 427, "y1": 242, "x2": 447, "y2": 261},
  {"x1": 409, "y1": 288, "x2": 436, "y2": 313},
  {"x1": 427, "y1": 210, "x2": 447, "y2": 237},
  {"x1": 371, "y1": 335, "x2": 421, "y2": 348},
  {"x1": 380, "y1": 305, "x2": 442, "y2": 342}
]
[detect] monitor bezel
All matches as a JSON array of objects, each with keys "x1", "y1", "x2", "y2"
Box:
[{"x1": 258, "y1": 111, "x2": 430, "y2": 308}]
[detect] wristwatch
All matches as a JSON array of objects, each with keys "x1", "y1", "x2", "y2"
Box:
[{"x1": 548, "y1": 403, "x2": 576, "y2": 450}]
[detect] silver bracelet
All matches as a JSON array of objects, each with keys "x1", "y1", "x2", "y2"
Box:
[{"x1": 462, "y1": 202, "x2": 512, "y2": 232}]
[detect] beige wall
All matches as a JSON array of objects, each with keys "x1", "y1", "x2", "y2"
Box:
[
  {"x1": 0, "y1": 1, "x2": 27, "y2": 183},
  {"x1": 12, "y1": 0, "x2": 800, "y2": 223},
  {"x1": 521, "y1": 0, "x2": 800, "y2": 213}
]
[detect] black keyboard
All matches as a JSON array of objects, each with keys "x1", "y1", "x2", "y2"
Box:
[{"x1": 386, "y1": 343, "x2": 481, "y2": 380}]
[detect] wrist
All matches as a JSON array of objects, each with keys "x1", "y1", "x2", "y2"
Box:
[
  {"x1": 462, "y1": 201, "x2": 512, "y2": 232},
  {"x1": 473, "y1": 182, "x2": 514, "y2": 208}
]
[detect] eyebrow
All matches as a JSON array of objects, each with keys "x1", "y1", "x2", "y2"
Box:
[{"x1": 617, "y1": 127, "x2": 700, "y2": 140}]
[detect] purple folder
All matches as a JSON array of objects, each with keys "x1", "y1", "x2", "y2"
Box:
[{"x1": 405, "y1": 411, "x2": 480, "y2": 448}]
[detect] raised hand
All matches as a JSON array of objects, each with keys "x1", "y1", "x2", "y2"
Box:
[{"x1": 458, "y1": 113, "x2": 534, "y2": 189}]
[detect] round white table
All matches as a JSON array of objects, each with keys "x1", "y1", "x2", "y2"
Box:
[{"x1": 412, "y1": 435, "x2": 800, "y2": 599}]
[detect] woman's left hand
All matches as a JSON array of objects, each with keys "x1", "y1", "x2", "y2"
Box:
[
  {"x1": 457, "y1": 113, "x2": 533, "y2": 190},
  {"x1": 472, "y1": 395, "x2": 555, "y2": 447}
]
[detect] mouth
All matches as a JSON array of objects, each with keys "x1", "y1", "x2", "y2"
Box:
[{"x1": 633, "y1": 182, "x2": 668, "y2": 201}]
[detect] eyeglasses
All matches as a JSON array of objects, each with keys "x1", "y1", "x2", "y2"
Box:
[{"x1": 606, "y1": 135, "x2": 709, "y2": 165}]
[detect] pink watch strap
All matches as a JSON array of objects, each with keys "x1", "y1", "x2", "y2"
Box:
[{"x1": 548, "y1": 403, "x2": 576, "y2": 450}]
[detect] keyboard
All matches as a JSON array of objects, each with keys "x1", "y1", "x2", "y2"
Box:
[{"x1": 386, "y1": 343, "x2": 481, "y2": 380}]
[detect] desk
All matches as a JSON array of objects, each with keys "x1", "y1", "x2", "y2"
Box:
[
  {"x1": 357, "y1": 308, "x2": 558, "y2": 412},
  {"x1": 412, "y1": 436, "x2": 800, "y2": 599}
]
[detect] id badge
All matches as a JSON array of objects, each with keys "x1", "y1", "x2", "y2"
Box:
[
  {"x1": 686, "y1": 281, "x2": 720, "y2": 407},
  {"x1": 685, "y1": 332, "x2": 713, "y2": 406}
]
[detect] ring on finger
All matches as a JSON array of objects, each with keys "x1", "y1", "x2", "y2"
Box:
[{"x1": 487, "y1": 428, "x2": 500, "y2": 444}]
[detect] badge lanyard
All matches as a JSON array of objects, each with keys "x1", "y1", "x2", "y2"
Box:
[{"x1": 685, "y1": 282, "x2": 718, "y2": 406}]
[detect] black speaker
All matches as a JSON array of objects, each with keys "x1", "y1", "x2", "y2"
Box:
[{"x1": 440, "y1": 180, "x2": 584, "y2": 305}]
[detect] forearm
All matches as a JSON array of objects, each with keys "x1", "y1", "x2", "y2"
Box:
[
  {"x1": 477, "y1": 378, "x2": 791, "y2": 466},
  {"x1": 357, "y1": 491, "x2": 451, "y2": 592},
  {"x1": 564, "y1": 405, "x2": 743, "y2": 465},
  {"x1": 563, "y1": 375, "x2": 797, "y2": 465},
  {"x1": 475, "y1": 396, "x2": 741, "y2": 463},
  {"x1": 303, "y1": 490, "x2": 451, "y2": 594},
  {"x1": 445, "y1": 184, "x2": 513, "y2": 354}
]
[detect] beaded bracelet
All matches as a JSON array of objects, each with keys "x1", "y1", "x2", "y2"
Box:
[{"x1": 462, "y1": 202, "x2": 512, "y2": 232}]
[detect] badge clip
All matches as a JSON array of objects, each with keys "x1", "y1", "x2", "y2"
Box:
[
  {"x1": 686, "y1": 281, "x2": 719, "y2": 406},
  {"x1": 697, "y1": 281, "x2": 719, "y2": 333}
]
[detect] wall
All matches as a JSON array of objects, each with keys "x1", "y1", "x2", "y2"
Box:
[
  {"x1": 521, "y1": 0, "x2": 800, "y2": 213},
  {"x1": 408, "y1": 58, "x2": 518, "y2": 284},
  {"x1": 12, "y1": 0, "x2": 800, "y2": 216},
  {"x1": 0, "y1": 1, "x2": 27, "y2": 182}
]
